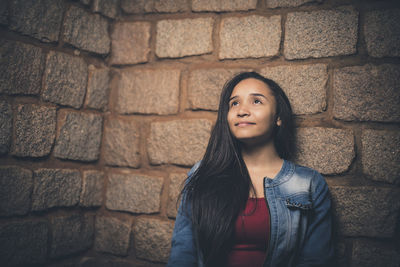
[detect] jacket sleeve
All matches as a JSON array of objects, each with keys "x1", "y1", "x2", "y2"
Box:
[
  {"x1": 167, "y1": 163, "x2": 201, "y2": 267},
  {"x1": 296, "y1": 171, "x2": 335, "y2": 267}
]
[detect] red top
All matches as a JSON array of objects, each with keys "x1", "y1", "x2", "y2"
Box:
[{"x1": 226, "y1": 198, "x2": 270, "y2": 267}]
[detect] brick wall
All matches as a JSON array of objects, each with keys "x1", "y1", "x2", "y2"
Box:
[{"x1": 0, "y1": 0, "x2": 399, "y2": 266}]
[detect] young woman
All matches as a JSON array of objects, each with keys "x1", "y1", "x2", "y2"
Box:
[{"x1": 168, "y1": 72, "x2": 334, "y2": 267}]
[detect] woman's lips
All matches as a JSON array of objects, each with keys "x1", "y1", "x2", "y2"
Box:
[{"x1": 235, "y1": 122, "x2": 256, "y2": 127}]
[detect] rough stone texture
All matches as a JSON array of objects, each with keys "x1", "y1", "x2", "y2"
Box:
[
  {"x1": 103, "y1": 118, "x2": 140, "y2": 168},
  {"x1": 116, "y1": 69, "x2": 180, "y2": 115},
  {"x1": 12, "y1": 104, "x2": 56, "y2": 157},
  {"x1": 330, "y1": 186, "x2": 400, "y2": 237},
  {"x1": 80, "y1": 0, "x2": 91, "y2": 5},
  {"x1": 106, "y1": 172, "x2": 163, "y2": 214},
  {"x1": 333, "y1": 64, "x2": 400, "y2": 122},
  {"x1": 296, "y1": 127, "x2": 354, "y2": 175},
  {"x1": 0, "y1": 99, "x2": 12, "y2": 155},
  {"x1": 63, "y1": 6, "x2": 110, "y2": 54},
  {"x1": 167, "y1": 172, "x2": 186, "y2": 218},
  {"x1": 0, "y1": 40, "x2": 45, "y2": 95},
  {"x1": 121, "y1": 0, "x2": 189, "y2": 13},
  {"x1": 43, "y1": 51, "x2": 88, "y2": 109},
  {"x1": 362, "y1": 130, "x2": 400, "y2": 184},
  {"x1": 9, "y1": 0, "x2": 63, "y2": 42},
  {"x1": 93, "y1": 0, "x2": 118, "y2": 18},
  {"x1": 364, "y1": 9, "x2": 400, "y2": 58},
  {"x1": 267, "y1": 0, "x2": 323, "y2": 8},
  {"x1": 0, "y1": 0, "x2": 8, "y2": 25},
  {"x1": 80, "y1": 258, "x2": 163, "y2": 267},
  {"x1": 54, "y1": 112, "x2": 103, "y2": 161},
  {"x1": 156, "y1": 18, "x2": 214, "y2": 58},
  {"x1": 192, "y1": 0, "x2": 257, "y2": 12},
  {"x1": 110, "y1": 22, "x2": 151, "y2": 65},
  {"x1": 188, "y1": 68, "x2": 249, "y2": 111},
  {"x1": 0, "y1": 166, "x2": 33, "y2": 216},
  {"x1": 50, "y1": 214, "x2": 94, "y2": 258},
  {"x1": 351, "y1": 239, "x2": 400, "y2": 267},
  {"x1": 260, "y1": 64, "x2": 328, "y2": 115},
  {"x1": 0, "y1": 220, "x2": 48, "y2": 265},
  {"x1": 94, "y1": 216, "x2": 131, "y2": 256},
  {"x1": 85, "y1": 66, "x2": 110, "y2": 110},
  {"x1": 284, "y1": 6, "x2": 358, "y2": 59},
  {"x1": 219, "y1": 15, "x2": 281, "y2": 59},
  {"x1": 133, "y1": 218, "x2": 174, "y2": 262},
  {"x1": 32, "y1": 168, "x2": 81, "y2": 211},
  {"x1": 148, "y1": 119, "x2": 212, "y2": 166},
  {"x1": 80, "y1": 170, "x2": 104, "y2": 207}
]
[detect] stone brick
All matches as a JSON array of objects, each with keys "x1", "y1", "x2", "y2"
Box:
[
  {"x1": 0, "y1": 99, "x2": 12, "y2": 155},
  {"x1": 94, "y1": 216, "x2": 131, "y2": 256},
  {"x1": 50, "y1": 214, "x2": 94, "y2": 258},
  {"x1": 284, "y1": 6, "x2": 358, "y2": 59},
  {"x1": 266, "y1": 0, "x2": 322, "y2": 8},
  {"x1": 116, "y1": 68, "x2": 180, "y2": 115},
  {"x1": 333, "y1": 64, "x2": 400, "y2": 122},
  {"x1": 12, "y1": 104, "x2": 56, "y2": 157},
  {"x1": 156, "y1": 18, "x2": 214, "y2": 58},
  {"x1": 106, "y1": 172, "x2": 163, "y2": 213},
  {"x1": 0, "y1": 166, "x2": 33, "y2": 216},
  {"x1": 188, "y1": 68, "x2": 249, "y2": 111},
  {"x1": 80, "y1": 258, "x2": 159, "y2": 267},
  {"x1": 0, "y1": 40, "x2": 45, "y2": 95},
  {"x1": 167, "y1": 172, "x2": 186, "y2": 218},
  {"x1": 219, "y1": 15, "x2": 281, "y2": 59},
  {"x1": 0, "y1": 220, "x2": 48, "y2": 265},
  {"x1": 0, "y1": 0, "x2": 8, "y2": 25},
  {"x1": 9, "y1": 0, "x2": 63, "y2": 42},
  {"x1": 147, "y1": 119, "x2": 212, "y2": 166},
  {"x1": 296, "y1": 127, "x2": 354, "y2": 175},
  {"x1": 330, "y1": 186, "x2": 400, "y2": 237},
  {"x1": 260, "y1": 64, "x2": 327, "y2": 115},
  {"x1": 80, "y1": 0, "x2": 91, "y2": 5},
  {"x1": 85, "y1": 66, "x2": 110, "y2": 110},
  {"x1": 110, "y1": 22, "x2": 151, "y2": 65},
  {"x1": 80, "y1": 170, "x2": 104, "y2": 207},
  {"x1": 63, "y1": 6, "x2": 110, "y2": 54},
  {"x1": 93, "y1": 0, "x2": 118, "y2": 18},
  {"x1": 133, "y1": 218, "x2": 174, "y2": 262},
  {"x1": 365, "y1": 9, "x2": 400, "y2": 58},
  {"x1": 121, "y1": 0, "x2": 189, "y2": 13},
  {"x1": 32, "y1": 168, "x2": 81, "y2": 211},
  {"x1": 43, "y1": 51, "x2": 88, "y2": 109},
  {"x1": 103, "y1": 118, "x2": 140, "y2": 168},
  {"x1": 361, "y1": 130, "x2": 400, "y2": 184},
  {"x1": 54, "y1": 112, "x2": 103, "y2": 161},
  {"x1": 351, "y1": 239, "x2": 400, "y2": 267},
  {"x1": 192, "y1": 0, "x2": 257, "y2": 12}
]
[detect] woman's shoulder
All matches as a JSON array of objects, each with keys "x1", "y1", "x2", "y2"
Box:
[{"x1": 291, "y1": 161, "x2": 329, "y2": 195}]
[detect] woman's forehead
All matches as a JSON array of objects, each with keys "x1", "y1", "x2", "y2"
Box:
[{"x1": 231, "y1": 78, "x2": 273, "y2": 97}]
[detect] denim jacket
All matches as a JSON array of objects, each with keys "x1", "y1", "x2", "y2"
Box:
[{"x1": 168, "y1": 160, "x2": 334, "y2": 267}]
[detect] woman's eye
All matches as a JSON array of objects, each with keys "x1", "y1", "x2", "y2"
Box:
[
  {"x1": 231, "y1": 101, "x2": 238, "y2": 107},
  {"x1": 254, "y1": 99, "x2": 262, "y2": 104}
]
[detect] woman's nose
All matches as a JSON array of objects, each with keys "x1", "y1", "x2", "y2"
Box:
[{"x1": 237, "y1": 104, "x2": 250, "y2": 117}]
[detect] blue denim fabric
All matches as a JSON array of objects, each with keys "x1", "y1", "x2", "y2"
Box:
[{"x1": 167, "y1": 160, "x2": 334, "y2": 267}]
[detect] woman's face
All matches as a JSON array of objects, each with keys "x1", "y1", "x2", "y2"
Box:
[{"x1": 227, "y1": 78, "x2": 281, "y2": 145}]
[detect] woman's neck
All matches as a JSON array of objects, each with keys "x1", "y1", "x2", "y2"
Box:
[{"x1": 241, "y1": 140, "x2": 283, "y2": 173}]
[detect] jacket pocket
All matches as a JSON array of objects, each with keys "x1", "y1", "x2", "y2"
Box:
[{"x1": 285, "y1": 193, "x2": 312, "y2": 210}]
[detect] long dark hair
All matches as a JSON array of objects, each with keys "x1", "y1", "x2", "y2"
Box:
[{"x1": 182, "y1": 72, "x2": 295, "y2": 266}]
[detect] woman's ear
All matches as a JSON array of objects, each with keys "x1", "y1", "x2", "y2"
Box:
[{"x1": 277, "y1": 117, "x2": 282, "y2": 126}]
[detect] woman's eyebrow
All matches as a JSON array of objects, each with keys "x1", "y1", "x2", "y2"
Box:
[
  {"x1": 250, "y1": 93, "x2": 267, "y2": 99},
  {"x1": 229, "y1": 95, "x2": 238, "y2": 101}
]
